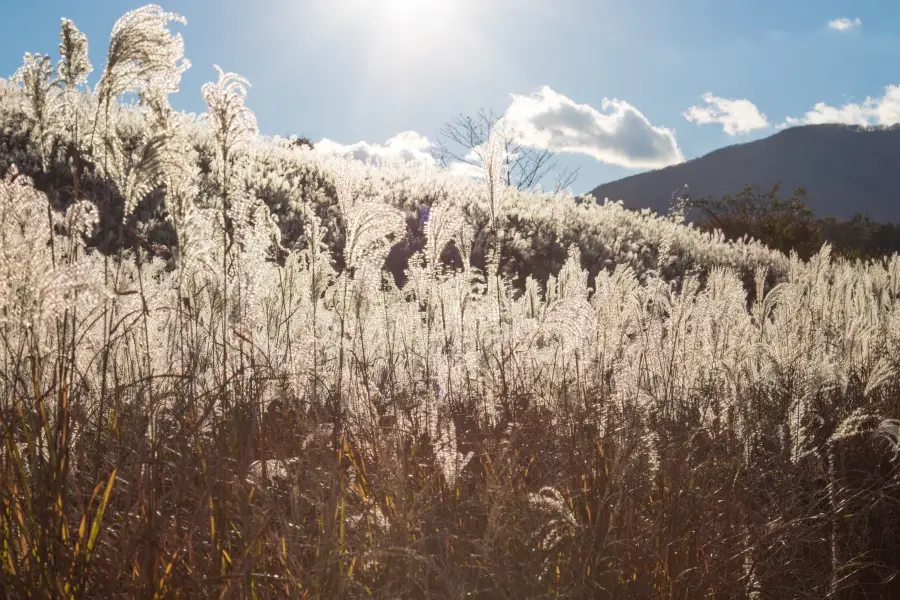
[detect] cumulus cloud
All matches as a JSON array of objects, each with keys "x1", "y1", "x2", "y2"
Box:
[
  {"x1": 498, "y1": 86, "x2": 683, "y2": 169},
  {"x1": 828, "y1": 17, "x2": 862, "y2": 31},
  {"x1": 781, "y1": 85, "x2": 900, "y2": 128},
  {"x1": 683, "y1": 93, "x2": 770, "y2": 135},
  {"x1": 314, "y1": 130, "x2": 489, "y2": 182},
  {"x1": 445, "y1": 160, "x2": 485, "y2": 180},
  {"x1": 315, "y1": 86, "x2": 684, "y2": 177},
  {"x1": 314, "y1": 130, "x2": 438, "y2": 167}
]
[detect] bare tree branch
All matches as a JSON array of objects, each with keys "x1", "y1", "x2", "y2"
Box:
[{"x1": 432, "y1": 108, "x2": 579, "y2": 192}]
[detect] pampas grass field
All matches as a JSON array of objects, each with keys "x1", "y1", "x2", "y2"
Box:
[{"x1": 2, "y1": 6, "x2": 900, "y2": 598}]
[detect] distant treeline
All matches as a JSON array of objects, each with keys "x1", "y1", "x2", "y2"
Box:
[{"x1": 689, "y1": 182, "x2": 900, "y2": 261}]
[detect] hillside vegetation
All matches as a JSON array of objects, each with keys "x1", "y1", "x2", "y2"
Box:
[{"x1": 2, "y1": 6, "x2": 900, "y2": 598}]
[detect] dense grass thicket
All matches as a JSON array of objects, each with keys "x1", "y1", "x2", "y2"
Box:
[{"x1": 3, "y1": 6, "x2": 900, "y2": 598}]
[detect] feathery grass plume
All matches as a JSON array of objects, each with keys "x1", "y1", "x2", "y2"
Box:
[
  {"x1": 542, "y1": 255, "x2": 596, "y2": 349},
  {"x1": 90, "y1": 6, "x2": 189, "y2": 220},
  {"x1": 200, "y1": 63, "x2": 259, "y2": 397},
  {"x1": 423, "y1": 200, "x2": 467, "y2": 277},
  {"x1": 0, "y1": 166, "x2": 107, "y2": 334},
  {"x1": 483, "y1": 124, "x2": 509, "y2": 233},
  {"x1": 95, "y1": 5, "x2": 189, "y2": 110},
  {"x1": 58, "y1": 18, "x2": 92, "y2": 90},
  {"x1": 10, "y1": 53, "x2": 59, "y2": 169},
  {"x1": 333, "y1": 155, "x2": 356, "y2": 217},
  {"x1": 96, "y1": 115, "x2": 170, "y2": 217},
  {"x1": 56, "y1": 18, "x2": 92, "y2": 179},
  {"x1": 154, "y1": 112, "x2": 201, "y2": 267},
  {"x1": 341, "y1": 199, "x2": 404, "y2": 274},
  {"x1": 200, "y1": 64, "x2": 261, "y2": 265},
  {"x1": 433, "y1": 418, "x2": 473, "y2": 489},
  {"x1": 298, "y1": 202, "x2": 335, "y2": 301},
  {"x1": 528, "y1": 486, "x2": 578, "y2": 575},
  {"x1": 331, "y1": 160, "x2": 404, "y2": 274},
  {"x1": 201, "y1": 65, "x2": 257, "y2": 165},
  {"x1": 877, "y1": 419, "x2": 900, "y2": 453}
]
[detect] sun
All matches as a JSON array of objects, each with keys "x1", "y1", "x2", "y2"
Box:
[
  {"x1": 356, "y1": 0, "x2": 465, "y2": 45},
  {"x1": 312, "y1": 0, "x2": 460, "y2": 34},
  {"x1": 319, "y1": 0, "x2": 475, "y2": 45},
  {"x1": 310, "y1": 0, "x2": 482, "y2": 80},
  {"x1": 294, "y1": 0, "x2": 499, "y2": 105},
  {"x1": 381, "y1": 0, "x2": 443, "y2": 22}
]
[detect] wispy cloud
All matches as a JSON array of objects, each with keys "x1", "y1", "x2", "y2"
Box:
[
  {"x1": 781, "y1": 85, "x2": 900, "y2": 127},
  {"x1": 827, "y1": 17, "x2": 862, "y2": 31},
  {"x1": 683, "y1": 93, "x2": 770, "y2": 135},
  {"x1": 499, "y1": 86, "x2": 683, "y2": 169}
]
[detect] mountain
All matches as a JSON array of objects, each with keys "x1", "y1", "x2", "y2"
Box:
[{"x1": 587, "y1": 124, "x2": 900, "y2": 223}]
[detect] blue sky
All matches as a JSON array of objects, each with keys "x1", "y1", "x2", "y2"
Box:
[{"x1": 3, "y1": 0, "x2": 900, "y2": 195}]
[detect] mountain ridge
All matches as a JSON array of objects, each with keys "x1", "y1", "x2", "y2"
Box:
[{"x1": 587, "y1": 124, "x2": 900, "y2": 223}]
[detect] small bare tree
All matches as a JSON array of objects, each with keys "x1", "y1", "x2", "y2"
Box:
[{"x1": 432, "y1": 108, "x2": 579, "y2": 193}]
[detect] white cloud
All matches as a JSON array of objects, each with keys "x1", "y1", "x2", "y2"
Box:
[
  {"x1": 314, "y1": 130, "x2": 488, "y2": 181},
  {"x1": 446, "y1": 160, "x2": 484, "y2": 180},
  {"x1": 314, "y1": 86, "x2": 685, "y2": 177},
  {"x1": 827, "y1": 17, "x2": 862, "y2": 31},
  {"x1": 683, "y1": 92, "x2": 770, "y2": 135},
  {"x1": 498, "y1": 86, "x2": 683, "y2": 169},
  {"x1": 314, "y1": 130, "x2": 438, "y2": 167},
  {"x1": 781, "y1": 85, "x2": 900, "y2": 127}
]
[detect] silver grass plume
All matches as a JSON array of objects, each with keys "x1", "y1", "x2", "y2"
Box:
[
  {"x1": 298, "y1": 203, "x2": 335, "y2": 303},
  {"x1": 98, "y1": 116, "x2": 170, "y2": 217},
  {"x1": 201, "y1": 65, "x2": 257, "y2": 164},
  {"x1": 433, "y1": 418, "x2": 473, "y2": 489},
  {"x1": 91, "y1": 5, "x2": 190, "y2": 217},
  {"x1": 57, "y1": 18, "x2": 92, "y2": 151},
  {"x1": 11, "y1": 53, "x2": 59, "y2": 169},
  {"x1": 201, "y1": 65, "x2": 258, "y2": 242},
  {"x1": 58, "y1": 18, "x2": 92, "y2": 90},
  {"x1": 824, "y1": 408, "x2": 900, "y2": 598},
  {"x1": 147, "y1": 98, "x2": 200, "y2": 269},
  {"x1": 528, "y1": 486, "x2": 578, "y2": 577},
  {"x1": 0, "y1": 167, "x2": 108, "y2": 333},
  {"x1": 95, "y1": 5, "x2": 189, "y2": 111},
  {"x1": 483, "y1": 125, "x2": 509, "y2": 233},
  {"x1": 424, "y1": 200, "x2": 467, "y2": 277},
  {"x1": 333, "y1": 161, "x2": 404, "y2": 273}
]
